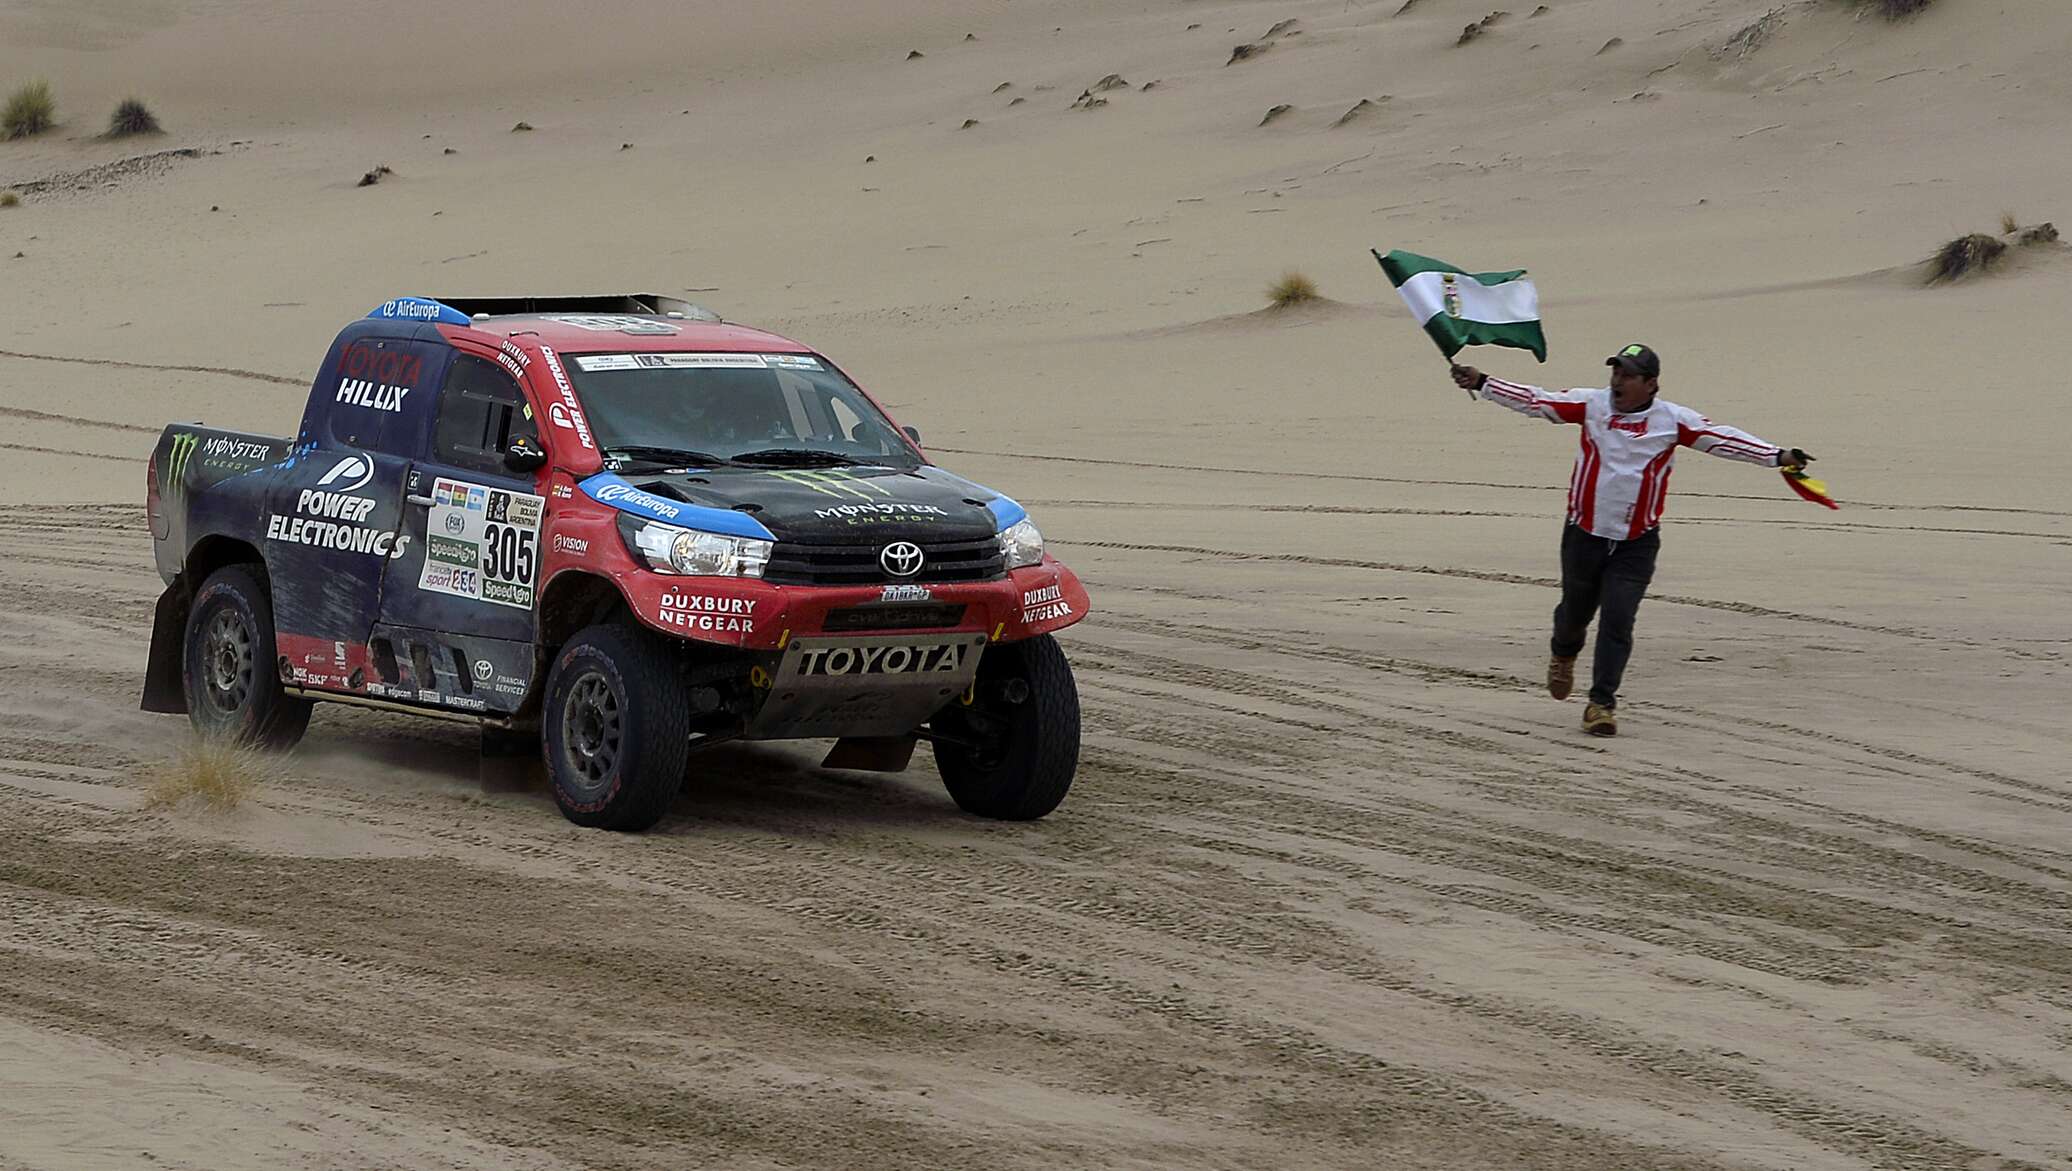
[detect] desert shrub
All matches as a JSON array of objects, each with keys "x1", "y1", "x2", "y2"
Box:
[
  {"x1": 1267, "y1": 271, "x2": 1320, "y2": 308},
  {"x1": 146, "y1": 738, "x2": 277, "y2": 811},
  {"x1": 106, "y1": 97, "x2": 160, "y2": 137},
  {"x1": 1928, "y1": 234, "x2": 2006, "y2": 283},
  {"x1": 3, "y1": 80, "x2": 55, "y2": 140}
]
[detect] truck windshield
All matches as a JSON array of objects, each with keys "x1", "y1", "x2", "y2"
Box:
[{"x1": 560, "y1": 353, "x2": 921, "y2": 470}]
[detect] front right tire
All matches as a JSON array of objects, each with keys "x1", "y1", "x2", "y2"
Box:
[{"x1": 542, "y1": 624, "x2": 689, "y2": 831}]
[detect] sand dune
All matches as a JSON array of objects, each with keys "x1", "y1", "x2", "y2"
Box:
[{"x1": 3, "y1": 0, "x2": 2070, "y2": 1167}]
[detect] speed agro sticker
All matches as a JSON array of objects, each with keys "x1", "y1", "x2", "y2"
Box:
[{"x1": 418, "y1": 477, "x2": 543, "y2": 610}]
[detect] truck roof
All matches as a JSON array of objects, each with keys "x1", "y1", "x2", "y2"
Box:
[
  {"x1": 465, "y1": 315, "x2": 812, "y2": 354},
  {"x1": 367, "y1": 294, "x2": 815, "y2": 355}
]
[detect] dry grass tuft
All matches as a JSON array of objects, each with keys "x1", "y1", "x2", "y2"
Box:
[
  {"x1": 1927, "y1": 233, "x2": 2007, "y2": 284},
  {"x1": 3, "y1": 80, "x2": 56, "y2": 140},
  {"x1": 146, "y1": 738, "x2": 278, "y2": 811},
  {"x1": 1267, "y1": 271, "x2": 1321, "y2": 308},
  {"x1": 0, "y1": 191, "x2": 18, "y2": 209},
  {"x1": 1868, "y1": 0, "x2": 1932, "y2": 15},
  {"x1": 106, "y1": 97, "x2": 161, "y2": 138},
  {"x1": 2000, "y1": 211, "x2": 2020, "y2": 235},
  {"x1": 357, "y1": 164, "x2": 394, "y2": 187}
]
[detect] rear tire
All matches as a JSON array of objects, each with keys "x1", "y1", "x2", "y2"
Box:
[
  {"x1": 542, "y1": 625, "x2": 688, "y2": 831},
  {"x1": 931, "y1": 634, "x2": 1079, "y2": 820},
  {"x1": 181, "y1": 564, "x2": 311, "y2": 749}
]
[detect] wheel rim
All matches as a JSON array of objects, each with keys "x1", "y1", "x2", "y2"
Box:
[
  {"x1": 202, "y1": 607, "x2": 255, "y2": 715},
  {"x1": 944, "y1": 685, "x2": 1021, "y2": 772},
  {"x1": 560, "y1": 671, "x2": 623, "y2": 795}
]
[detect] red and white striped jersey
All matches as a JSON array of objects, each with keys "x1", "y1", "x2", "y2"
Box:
[{"x1": 1479, "y1": 377, "x2": 1783, "y2": 539}]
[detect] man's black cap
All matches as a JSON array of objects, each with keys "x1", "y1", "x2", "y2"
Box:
[{"x1": 1606, "y1": 342, "x2": 1661, "y2": 379}]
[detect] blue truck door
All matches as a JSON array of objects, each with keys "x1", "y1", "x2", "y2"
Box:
[
  {"x1": 377, "y1": 351, "x2": 544, "y2": 648},
  {"x1": 264, "y1": 331, "x2": 441, "y2": 688}
]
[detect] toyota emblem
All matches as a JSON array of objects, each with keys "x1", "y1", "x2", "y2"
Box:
[{"x1": 880, "y1": 541, "x2": 925, "y2": 578}]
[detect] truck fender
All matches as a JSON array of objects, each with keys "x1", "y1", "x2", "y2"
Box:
[{"x1": 140, "y1": 578, "x2": 191, "y2": 714}]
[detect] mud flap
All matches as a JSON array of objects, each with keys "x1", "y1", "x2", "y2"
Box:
[
  {"x1": 820, "y1": 735, "x2": 918, "y2": 773},
  {"x1": 479, "y1": 725, "x2": 544, "y2": 794},
  {"x1": 140, "y1": 582, "x2": 190, "y2": 714}
]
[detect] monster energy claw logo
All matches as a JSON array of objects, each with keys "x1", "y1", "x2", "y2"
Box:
[
  {"x1": 766, "y1": 469, "x2": 893, "y2": 500},
  {"x1": 164, "y1": 433, "x2": 199, "y2": 500}
]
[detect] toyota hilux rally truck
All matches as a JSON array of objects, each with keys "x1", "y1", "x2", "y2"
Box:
[{"x1": 142, "y1": 295, "x2": 1089, "y2": 831}]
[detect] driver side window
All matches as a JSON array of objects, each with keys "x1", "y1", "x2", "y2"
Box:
[{"x1": 434, "y1": 354, "x2": 535, "y2": 475}]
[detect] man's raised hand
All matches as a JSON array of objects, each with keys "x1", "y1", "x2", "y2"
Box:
[
  {"x1": 1779, "y1": 448, "x2": 1815, "y2": 471},
  {"x1": 1450, "y1": 363, "x2": 1487, "y2": 391}
]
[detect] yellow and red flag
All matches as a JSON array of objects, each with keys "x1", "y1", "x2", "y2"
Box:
[{"x1": 1781, "y1": 468, "x2": 1839, "y2": 510}]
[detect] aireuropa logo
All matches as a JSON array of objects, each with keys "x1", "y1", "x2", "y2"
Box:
[
  {"x1": 595, "y1": 481, "x2": 683, "y2": 519},
  {"x1": 879, "y1": 541, "x2": 924, "y2": 578},
  {"x1": 317, "y1": 454, "x2": 375, "y2": 493}
]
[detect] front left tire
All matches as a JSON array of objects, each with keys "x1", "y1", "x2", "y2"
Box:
[{"x1": 930, "y1": 634, "x2": 1080, "y2": 820}]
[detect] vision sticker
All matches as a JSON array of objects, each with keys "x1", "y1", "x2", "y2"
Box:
[{"x1": 418, "y1": 477, "x2": 543, "y2": 610}]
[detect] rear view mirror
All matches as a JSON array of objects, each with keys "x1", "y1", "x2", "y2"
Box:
[
  {"x1": 504, "y1": 436, "x2": 548, "y2": 473},
  {"x1": 902, "y1": 425, "x2": 922, "y2": 445}
]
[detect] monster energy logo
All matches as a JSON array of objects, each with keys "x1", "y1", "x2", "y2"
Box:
[
  {"x1": 765, "y1": 469, "x2": 893, "y2": 500},
  {"x1": 164, "y1": 433, "x2": 199, "y2": 501}
]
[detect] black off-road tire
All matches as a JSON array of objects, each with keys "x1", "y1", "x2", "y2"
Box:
[
  {"x1": 542, "y1": 624, "x2": 688, "y2": 831},
  {"x1": 932, "y1": 634, "x2": 1080, "y2": 820},
  {"x1": 181, "y1": 564, "x2": 312, "y2": 749}
]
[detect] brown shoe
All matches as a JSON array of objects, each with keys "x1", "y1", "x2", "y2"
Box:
[
  {"x1": 1547, "y1": 655, "x2": 1576, "y2": 701},
  {"x1": 1583, "y1": 703, "x2": 1617, "y2": 736}
]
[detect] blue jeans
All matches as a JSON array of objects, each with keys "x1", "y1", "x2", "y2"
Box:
[{"x1": 1552, "y1": 523, "x2": 1661, "y2": 708}]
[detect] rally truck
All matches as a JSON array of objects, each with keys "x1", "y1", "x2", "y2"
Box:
[{"x1": 142, "y1": 295, "x2": 1089, "y2": 831}]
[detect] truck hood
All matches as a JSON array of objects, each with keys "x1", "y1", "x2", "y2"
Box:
[{"x1": 580, "y1": 463, "x2": 1013, "y2": 545}]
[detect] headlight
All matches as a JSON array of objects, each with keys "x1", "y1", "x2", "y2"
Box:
[
  {"x1": 998, "y1": 518, "x2": 1043, "y2": 569},
  {"x1": 620, "y1": 516, "x2": 772, "y2": 578}
]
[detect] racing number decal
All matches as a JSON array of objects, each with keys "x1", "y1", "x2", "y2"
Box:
[
  {"x1": 419, "y1": 477, "x2": 544, "y2": 609},
  {"x1": 481, "y1": 522, "x2": 536, "y2": 590}
]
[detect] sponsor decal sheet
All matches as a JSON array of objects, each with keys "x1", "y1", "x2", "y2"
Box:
[{"x1": 419, "y1": 477, "x2": 544, "y2": 609}]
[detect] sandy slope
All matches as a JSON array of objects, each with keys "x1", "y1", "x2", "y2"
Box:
[{"x1": 2, "y1": 0, "x2": 2070, "y2": 1167}]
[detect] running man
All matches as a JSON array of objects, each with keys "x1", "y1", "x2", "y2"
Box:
[{"x1": 1449, "y1": 344, "x2": 1813, "y2": 736}]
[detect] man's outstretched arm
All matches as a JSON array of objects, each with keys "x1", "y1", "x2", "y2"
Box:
[
  {"x1": 1449, "y1": 364, "x2": 1591, "y2": 425},
  {"x1": 1673, "y1": 407, "x2": 1813, "y2": 469}
]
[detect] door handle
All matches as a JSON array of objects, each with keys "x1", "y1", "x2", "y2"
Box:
[{"x1": 406, "y1": 494, "x2": 435, "y2": 507}]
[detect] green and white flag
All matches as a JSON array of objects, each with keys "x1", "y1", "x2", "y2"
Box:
[{"x1": 1373, "y1": 249, "x2": 1547, "y2": 362}]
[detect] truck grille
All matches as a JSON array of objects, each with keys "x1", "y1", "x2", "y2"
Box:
[
  {"x1": 822, "y1": 603, "x2": 969, "y2": 632},
  {"x1": 763, "y1": 537, "x2": 1004, "y2": 586}
]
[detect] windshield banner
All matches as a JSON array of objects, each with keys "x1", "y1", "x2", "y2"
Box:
[{"x1": 572, "y1": 353, "x2": 823, "y2": 373}]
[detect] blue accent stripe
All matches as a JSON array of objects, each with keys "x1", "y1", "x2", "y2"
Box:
[
  {"x1": 986, "y1": 495, "x2": 1027, "y2": 531},
  {"x1": 367, "y1": 297, "x2": 473, "y2": 327},
  {"x1": 578, "y1": 473, "x2": 775, "y2": 540}
]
